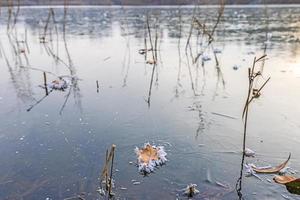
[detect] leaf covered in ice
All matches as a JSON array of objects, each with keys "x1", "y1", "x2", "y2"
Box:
[{"x1": 135, "y1": 143, "x2": 167, "y2": 174}]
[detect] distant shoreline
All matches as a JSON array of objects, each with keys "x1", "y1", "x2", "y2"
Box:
[
  {"x1": 1, "y1": 0, "x2": 300, "y2": 6},
  {"x1": 1, "y1": 3, "x2": 300, "y2": 7},
  {"x1": 1, "y1": 4, "x2": 300, "y2": 8}
]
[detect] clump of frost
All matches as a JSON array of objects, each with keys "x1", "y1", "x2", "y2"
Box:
[{"x1": 245, "y1": 148, "x2": 255, "y2": 157}]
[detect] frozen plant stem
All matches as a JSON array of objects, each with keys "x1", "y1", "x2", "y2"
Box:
[
  {"x1": 242, "y1": 55, "x2": 270, "y2": 153},
  {"x1": 236, "y1": 55, "x2": 270, "y2": 199},
  {"x1": 100, "y1": 144, "x2": 116, "y2": 198},
  {"x1": 146, "y1": 14, "x2": 156, "y2": 63},
  {"x1": 109, "y1": 146, "x2": 115, "y2": 197},
  {"x1": 96, "y1": 80, "x2": 99, "y2": 93},
  {"x1": 43, "y1": 72, "x2": 48, "y2": 95},
  {"x1": 105, "y1": 149, "x2": 108, "y2": 191}
]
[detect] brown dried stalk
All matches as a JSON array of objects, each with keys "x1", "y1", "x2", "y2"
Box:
[
  {"x1": 146, "y1": 14, "x2": 156, "y2": 63},
  {"x1": 193, "y1": 0, "x2": 225, "y2": 64},
  {"x1": 236, "y1": 55, "x2": 270, "y2": 199},
  {"x1": 146, "y1": 14, "x2": 159, "y2": 107},
  {"x1": 43, "y1": 8, "x2": 55, "y2": 40},
  {"x1": 100, "y1": 144, "x2": 116, "y2": 198}
]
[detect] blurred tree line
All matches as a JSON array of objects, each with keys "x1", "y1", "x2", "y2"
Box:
[{"x1": 1, "y1": 0, "x2": 300, "y2": 5}]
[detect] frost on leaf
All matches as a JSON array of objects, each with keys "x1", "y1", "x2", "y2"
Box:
[{"x1": 135, "y1": 143, "x2": 167, "y2": 174}]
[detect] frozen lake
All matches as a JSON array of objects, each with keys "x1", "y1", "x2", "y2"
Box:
[{"x1": 0, "y1": 5, "x2": 300, "y2": 199}]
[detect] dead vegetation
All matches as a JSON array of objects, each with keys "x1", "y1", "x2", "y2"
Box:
[
  {"x1": 98, "y1": 145, "x2": 116, "y2": 198},
  {"x1": 236, "y1": 55, "x2": 271, "y2": 199}
]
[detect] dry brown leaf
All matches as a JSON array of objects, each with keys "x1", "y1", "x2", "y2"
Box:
[
  {"x1": 137, "y1": 144, "x2": 159, "y2": 164},
  {"x1": 253, "y1": 153, "x2": 291, "y2": 173},
  {"x1": 274, "y1": 175, "x2": 300, "y2": 195},
  {"x1": 274, "y1": 175, "x2": 298, "y2": 184}
]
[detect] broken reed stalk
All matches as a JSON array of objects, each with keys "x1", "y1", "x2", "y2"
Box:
[
  {"x1": 105, "y1": 149, "x2": 109, "y2": 191},
  {"x1": 145, "y1": 14, "x2": 159, "y2": 107},
  {"x1": 178, "y1": 8, "x2": 182, "y2": 72},
  {"x1": 109, "y1": 147, "x2": 115, "y2": 197},
  {"x1": 25, "y1": 28, "x2": 30, "y2": 54},
  {"x1": 154, "y1": 22, "x2": 158, "y2": 64},
  {"x1": 193, "y1": 18, "x2": 212, "y2": 43},
  {"x1": 50, "y1": 9, "x2": 59, "y2": 61},
  {"x1": 241, "y1": 56, "x2": 270, "y2": 152},
  {"x1": 212, "y1": 45, "x2": 219, "y2": 66},
  {"x1": 43, "y1": 72, "x2": 48, "y2": 95},
  {"x1": 210, "y1": 0, "x2": 225, "y2": 44},
  {"x1": 26, "y1": 90, "x2": 53, "y2": 112},
  {"x1": 236, "y1": 55, "x2": 270, "y2": 199},
  {"x1": 260, "y1": 1, "x2": 269, "y2": 73},
  {"x1": 59, "y1": 86, "x2": 72, "y2": 115},
  {"x1": 12, "y1": 0, "x2": 20, "y2": 29},
  {"x1": 43, "y1": 8, "x2": 54, "y2": 40},
  {"x1": 154, "y1": 21, "x2": 159, "y2": 84},
  {"x1": 193, "y1": 0, "x2": 225, "y2": 64},
  {"x1": 185, "y1": 5, "x2": 196, "y2": 53},
  {"x1": 100, "y1": 144, "x2": 116, "y2": 198},
  {"x1": 96, "y1": 80, "x2": 99, "y2": 93},
  {"x1": 7, "y1": 0, "x2": 12, "y2": 31},
  {"x1": 144, "y1": 26, "x2": 147, "y2": 61},
  {"x1": 175, "y1": 8, "x2": 182, "y2": 97},
  {"x1": 146, "y1": 14, "x2": 156, "y2": 63},
  {"x1": 63, "y1": 0, "x2": 68, "y2": 38}
]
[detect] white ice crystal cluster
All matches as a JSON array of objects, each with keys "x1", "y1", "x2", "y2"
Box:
[
  {"x1": 135, "y1": 143, "x2": 167, "y2": 174},
  {"x1": 245, "y1": 163, "x2": 272, "y2": 181}
]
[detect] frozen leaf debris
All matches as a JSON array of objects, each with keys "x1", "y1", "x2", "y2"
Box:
[
  {"x1": 48, "y1": 77, "x2": 68, "y2": 90},
  {"x1": 245, "y1": 148, "x2": 255, "y2": 157},
  {"x1": 202, "y1": 55, "x2": 211, "y2": 62},
  {"x1": 253, "y1": 153, "x2": 291, "y2": 174},
  {"x1": 135, "y1": 143, "x2": 167, "y2": 174},
  {"x1": 244, "y1": 153, "x2": 291, "y2": 182},
  {"x1": 146, "y1": 59, "x2": 156, "y2": 65},
  {"x1": 183, "y1": 184, "x2": 200, "y2": 197},
  {"x1": 244, "y1": 163, "x2": 263, "y2": 181}
]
